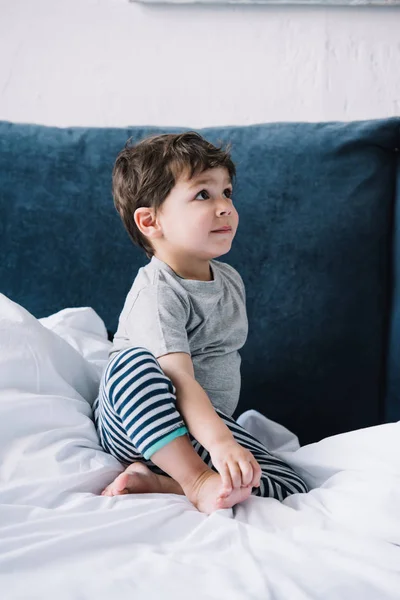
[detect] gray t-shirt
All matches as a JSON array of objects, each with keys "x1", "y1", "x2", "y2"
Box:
[{"x1": 110, "y1": 255, "x2": 248, "y2": 416}]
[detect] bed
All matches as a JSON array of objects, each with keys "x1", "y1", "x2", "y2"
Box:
[
  {"x1": 1, "y1": 295, "x2": 400, "y2": 598},
  {"x1": 1, "y1": 118, "x2": 400, "y2": 598}
]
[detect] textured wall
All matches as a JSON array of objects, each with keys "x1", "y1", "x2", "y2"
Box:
[{"x1": 0, "y1": 0, "x2": 399, "y2": 127}]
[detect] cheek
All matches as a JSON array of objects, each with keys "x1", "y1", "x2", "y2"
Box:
[{"x1": 190, "y1": 207, "x2": 211, "y2": 227}]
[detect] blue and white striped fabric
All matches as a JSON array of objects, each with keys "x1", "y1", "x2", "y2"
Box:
[
  {"x1": 94, "y1": 347, "x2": 188, "y2": 461},
  {"x1": 93, "y1": 347, "x2": 308, "y2": 500}
]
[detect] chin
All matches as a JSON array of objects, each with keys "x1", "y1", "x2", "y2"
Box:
[
  {"x1": 212, "y1": 247, "x2": 231, "y2": 259},
  {"x1": 197, "y1": 241, "x2": 233, "y2": 260}
]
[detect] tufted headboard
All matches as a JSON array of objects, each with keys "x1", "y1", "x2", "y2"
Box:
[{"x1": 1, "y1": 118, "x2": 399, "y2": 444}]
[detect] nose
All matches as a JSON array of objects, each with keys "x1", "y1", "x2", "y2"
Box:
[{"x1": 216, "y1": 196, "x2": 232, "y2": 216}]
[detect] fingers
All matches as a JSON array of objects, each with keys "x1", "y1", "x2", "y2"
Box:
[
  {"x1": 215, "y1": 449, "x2": 262, "y2": 494},
  {"x1": 251, "y1": 459, "x2": 262, "y2": 487},
  {"x1": 235, "y1": 453, "x2": 262, "y2": 488},
  {"x1": 229, "y1": 460, "x2": 257, "y2": 488},
  {"x1": 228, "y1": 461, "x2": 243, "y2": 489},
  {"x1": 238, "y1": 460, "x2": 254, "y2": 487},
  {"x1": 218, "y1": 463, "x2": 233, "y2": 497}
]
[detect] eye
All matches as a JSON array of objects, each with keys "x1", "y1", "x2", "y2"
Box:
[
  {"x1": 195, "y1": 189, "x2": 210, "y2": 201},
  {"x1": 223, "y1": 188, "x2": 233, "y2": 199}
]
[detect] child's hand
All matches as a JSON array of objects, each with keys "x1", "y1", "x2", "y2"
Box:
[{"x1": 209, "y1": 439, "x2": 262, "y2": 496}]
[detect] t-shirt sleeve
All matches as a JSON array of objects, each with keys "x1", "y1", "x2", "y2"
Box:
[{"x1": 124, "y1": 283, "x2": 190, "y2": 358}]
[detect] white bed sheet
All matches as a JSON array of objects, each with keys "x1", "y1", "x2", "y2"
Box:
[{"x1": 0, "y1": 294, "x2": 399, "y2": 600}]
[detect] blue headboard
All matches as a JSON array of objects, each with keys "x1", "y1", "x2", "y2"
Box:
[{"x1": 1, "y1": 118, "x2": 399, "y2": 444}]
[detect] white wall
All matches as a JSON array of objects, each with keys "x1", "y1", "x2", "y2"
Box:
[{"x1": 0, "y1": 0, "x2": 399, "y2": 128}]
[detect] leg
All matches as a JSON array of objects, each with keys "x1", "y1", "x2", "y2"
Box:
[
  {"x1": 101, "y1": 435, "x2": 253, "y2": 514},
  {"x1": 190, "y1": 410, "x2": 309, "y2": 500},
  {"x1": 94, "y1": 348, "x2": 252, "y2": 513}
]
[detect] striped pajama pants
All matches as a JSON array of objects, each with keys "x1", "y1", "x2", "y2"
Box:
[{"x1": 93, "y1": 347, "x2": 308, "y2": 501}]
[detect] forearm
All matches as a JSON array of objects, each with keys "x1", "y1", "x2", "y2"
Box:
[{"x1": 172, "y1": 372, "x2": 234, "y2": 451}]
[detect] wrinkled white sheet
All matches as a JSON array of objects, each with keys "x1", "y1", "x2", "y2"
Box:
[{"x1": 0, "y1": 293, "x2": 399, "y2": 600}]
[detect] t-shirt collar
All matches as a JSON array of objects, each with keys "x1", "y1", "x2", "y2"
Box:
[{"x1": 150, "y1": 255, "x2": 219, "y2": 285}]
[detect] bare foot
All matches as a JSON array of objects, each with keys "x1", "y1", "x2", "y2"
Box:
[
  {"x1": 184, "y1": 470, "x2": 253, "y2": 515},
  {"x1": 101, "y1": 462, "x2": 184, "y2": 497},
  {"x1": 101, "y1": 462, "x2": 253, "y2": 515}
]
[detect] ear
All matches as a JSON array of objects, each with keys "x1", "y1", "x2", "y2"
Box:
[{"x1": 134, "y1": 207, "x2": 163, "y2": 239}]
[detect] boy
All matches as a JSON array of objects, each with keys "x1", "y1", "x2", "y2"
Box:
[{"x1": 93, "y1": 131, "x2": 308, "y2": 514}]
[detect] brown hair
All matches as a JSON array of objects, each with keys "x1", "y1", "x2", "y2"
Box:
[{"x1": 112, "y1": 131, "x2": 236, "y2": 258}]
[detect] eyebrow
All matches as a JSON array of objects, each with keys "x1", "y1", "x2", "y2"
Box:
[{"x1": 189, "y1": 177, "x2": 232, "y2": 189}]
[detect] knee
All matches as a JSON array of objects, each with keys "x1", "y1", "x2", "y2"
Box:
[
  {"x1": 106, "y1": 346, "x2": 175, "y2": 394},
  {"x1": 130, "y1": 346, "x2": 159, "y2": 365},
  {"x1": 106, "y1": 347, "x2": 159, "y2": 380}
]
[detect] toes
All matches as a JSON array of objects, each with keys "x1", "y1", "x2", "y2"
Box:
[
  {"x1": 217, "y1": 486, "x2": 252, "y2": 509},
  {"x1": 218, "y1": 489, "x2": 231, "y2": 499},
  {"x1": 110, "y1": 473, "x2": 130, "y2": 493},
  {"x1": 217, "y1": 495, "x2": 235, "y2": 509},
  {"x1": 100, "y1": 465, "x2": 155, "y2": 498},
  {"x1": 101, "y1": 483, "x2": 124, "y2": 497},
  {"x1": 114, "y1": 477, "x2": 126, "y2": 492}
]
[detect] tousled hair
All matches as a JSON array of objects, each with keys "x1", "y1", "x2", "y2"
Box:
[{"x1": 112, "y1": 131, "x2": 236, "y2": 258}]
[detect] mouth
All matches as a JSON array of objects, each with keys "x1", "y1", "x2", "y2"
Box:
[{"x1": 211, "y1": 227, "x2": 233, "y2": 233}]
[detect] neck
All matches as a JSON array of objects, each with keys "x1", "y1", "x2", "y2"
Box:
[{"x1": 153, "y1": 252, "x2": 213, "y2": 281}]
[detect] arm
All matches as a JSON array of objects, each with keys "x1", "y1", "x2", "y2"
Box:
[
  {"x1": 157, "y1": 352, "x2": 262, "y2": 491},
  {"x1": 157, "y1": 352, "x2": 234, "y2": 451}
]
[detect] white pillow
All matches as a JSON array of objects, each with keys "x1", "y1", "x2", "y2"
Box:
[
  {"x1": 39, "y1": 305, "x2": 111, "y2": 386},
  {"x1": 0, "y1": 294, "x2": 122, "y2": 507}
]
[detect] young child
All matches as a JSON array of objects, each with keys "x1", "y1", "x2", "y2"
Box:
[{"x1": 93, "y1": 131, "x2": 308, "y2": 514}]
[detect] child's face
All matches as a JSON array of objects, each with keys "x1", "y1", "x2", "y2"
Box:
[{"x1": 155, "y1": 167, "x2": 239, "y2": 261}]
